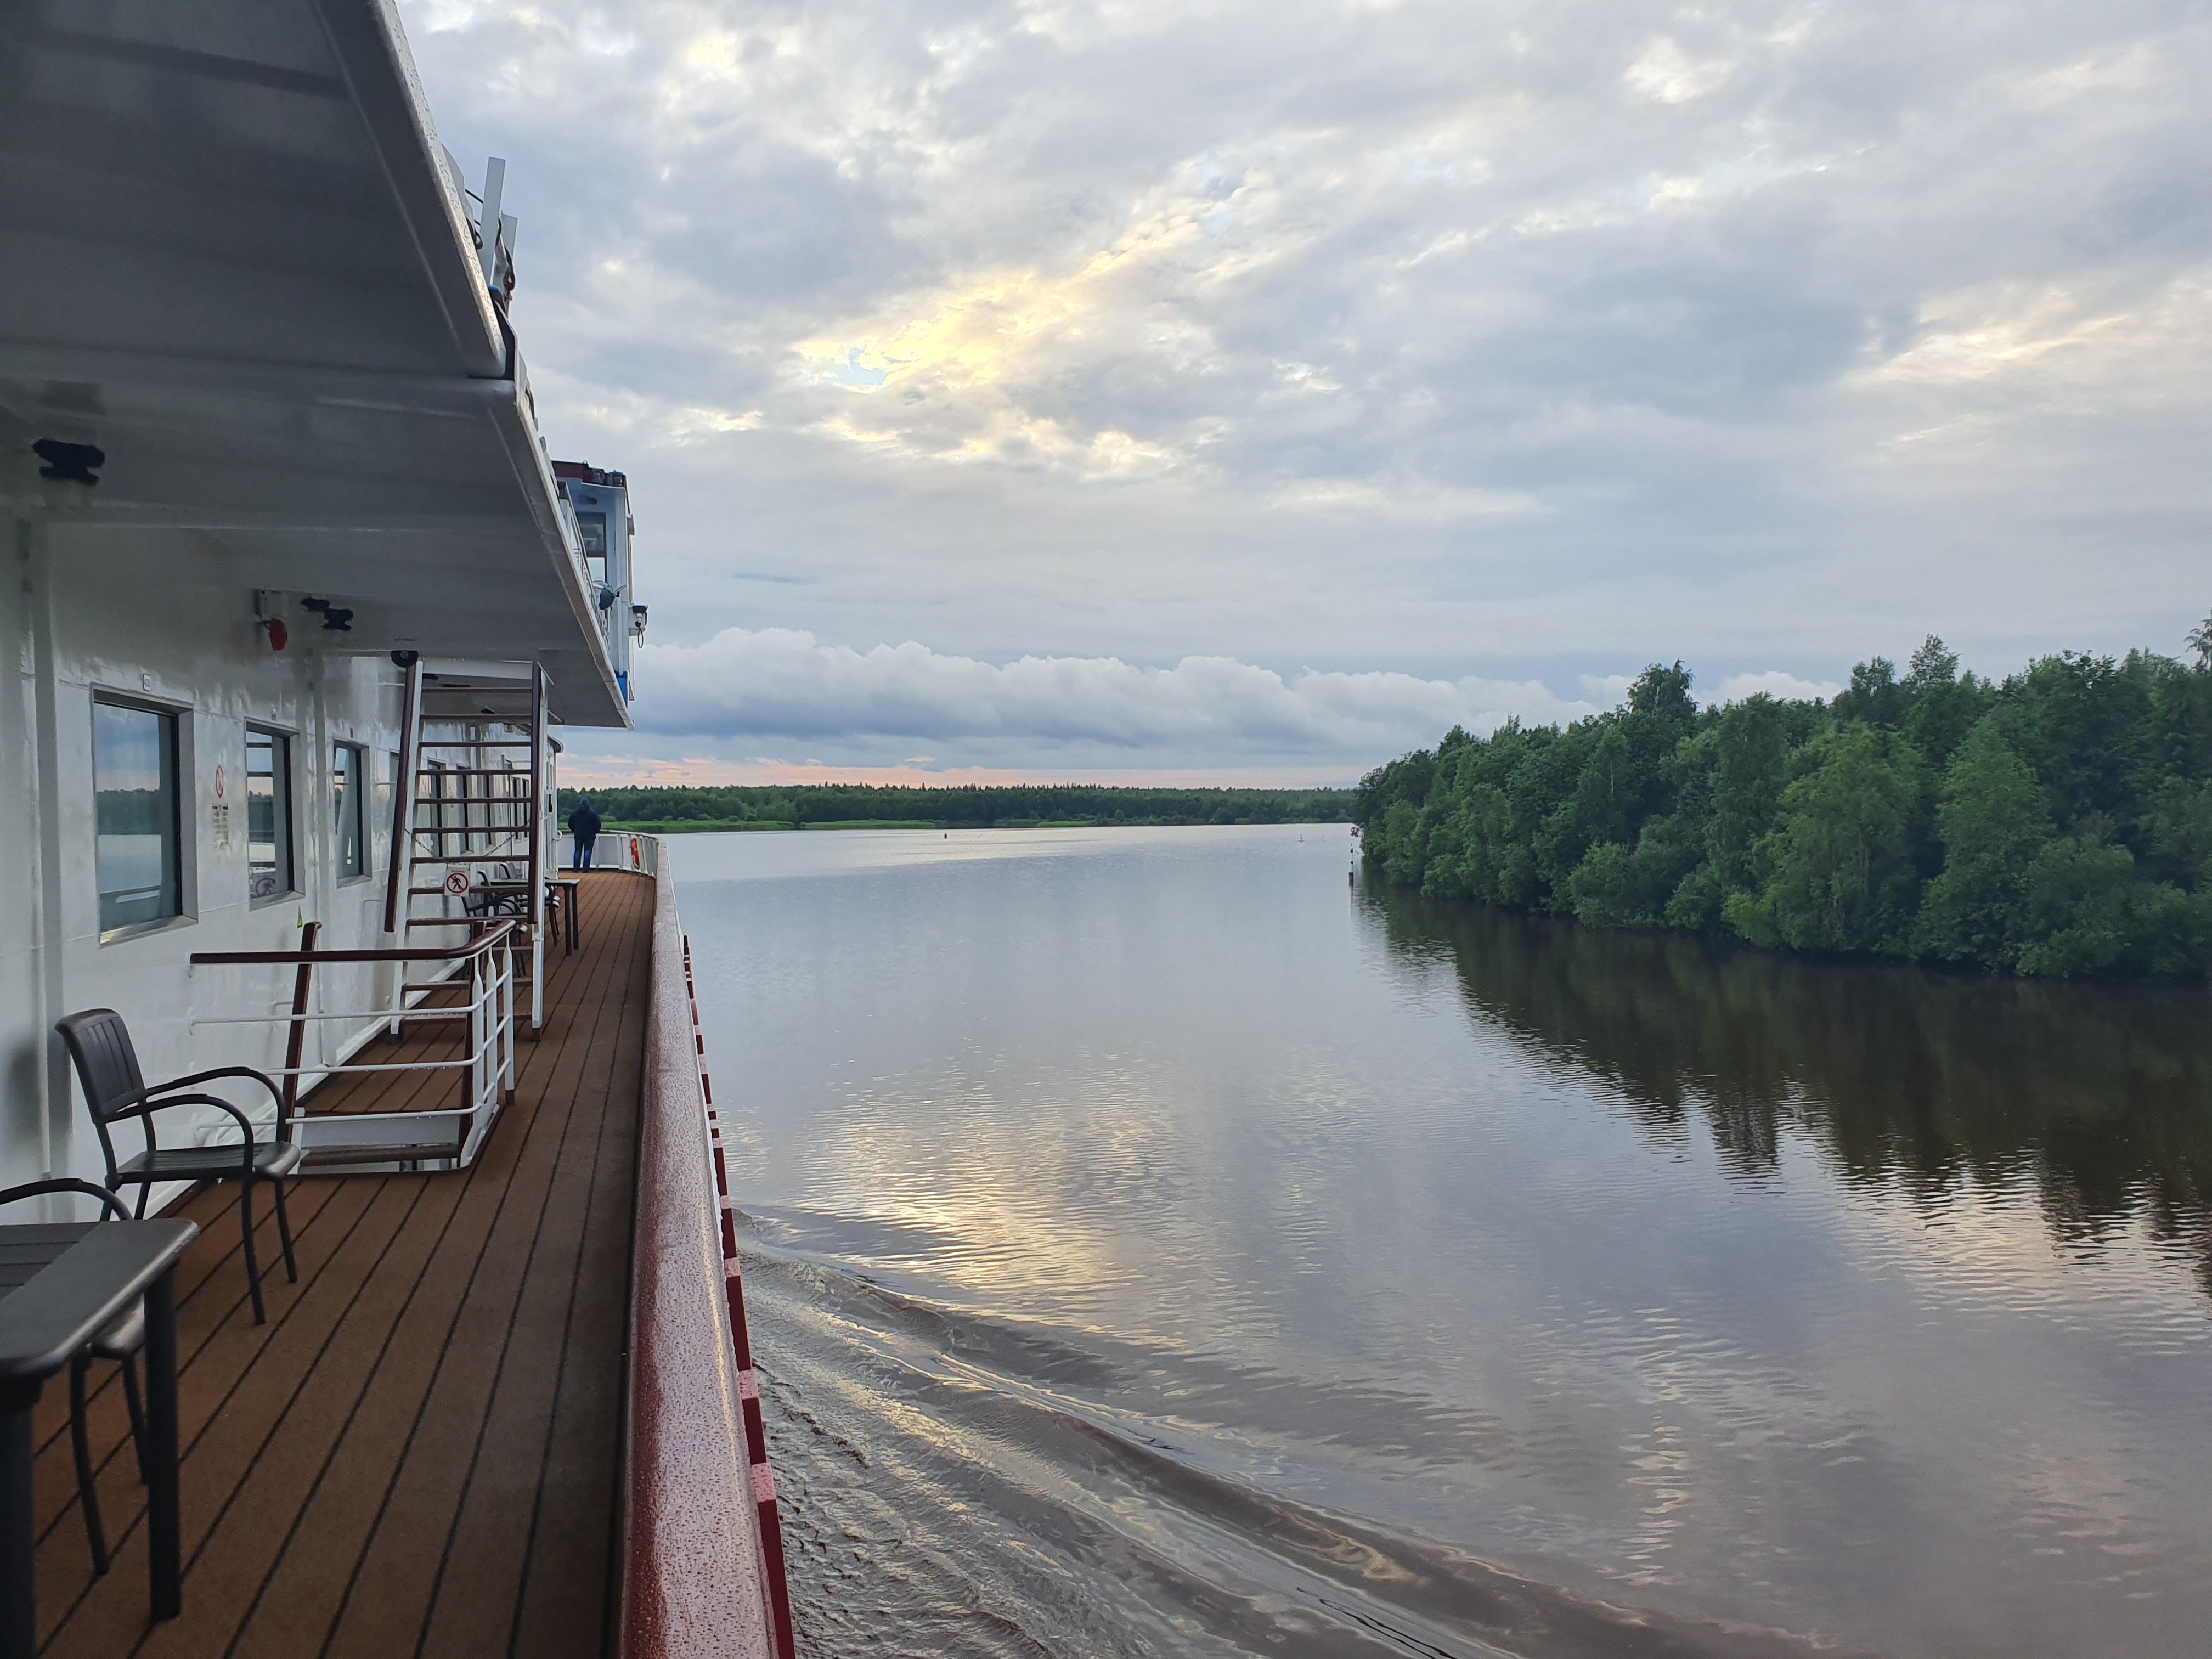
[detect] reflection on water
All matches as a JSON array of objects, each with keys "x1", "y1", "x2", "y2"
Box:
[
  {"x1": 1373, "y1": 889, "x2": 2212, "y2": 1290},
  {"x1": 679, "y1": 826, "x2": 2212, "y2": 1659}
]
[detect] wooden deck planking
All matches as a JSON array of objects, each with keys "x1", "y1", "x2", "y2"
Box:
[
  {"x1": 409, "y1": 911, "x2": 647, "y2": 1659},
  {"x1": 28, "y1": 870, "x2": 653, "y2": 1659},
  {"x1": 501, "y1": 1028, "x2": 640, "y2": 1659},
  {"x1": 318, "y1": 889, "x2": 646, "y2": 1659}
]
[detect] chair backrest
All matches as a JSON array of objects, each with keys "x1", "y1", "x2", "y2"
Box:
[
  {"x1": 55, "y1": 1009, "x2": 153, "y2": 1184},
  {"x1": 55, "y1": 1009, "x2": 145, "y2": 1122}
]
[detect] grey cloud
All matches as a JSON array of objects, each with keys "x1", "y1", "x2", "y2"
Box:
[
  {"x1": 402, "y1": 0, "x2": 2212, "y2": 775},
  {"x1": 633, "y1": 628, "x2": 1600, "y2": 765}
]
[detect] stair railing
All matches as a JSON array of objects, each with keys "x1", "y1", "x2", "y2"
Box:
[{"x1": 382, "y1": 655, "x2": 425, "y2": 935}]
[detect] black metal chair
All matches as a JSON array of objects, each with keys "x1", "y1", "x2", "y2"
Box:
[
  {"x1": 464, "y1": 864, "x2": 530, "y2": 920},
  {"x1": 0, "y1": 1177, "x2": 148, "y2": 1577},
  {"x1": 54, "y1": 1008, "x2": 302, "y2": 1325}
]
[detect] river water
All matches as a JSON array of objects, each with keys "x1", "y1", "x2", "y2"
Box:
[{"x1": 675, "y1": 824, "x2": 2212, "y2": 1659}]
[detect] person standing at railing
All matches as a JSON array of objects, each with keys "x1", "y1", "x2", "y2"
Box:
[{"x1": 568, "y1": 796, "x2": 602, "y2": 871}]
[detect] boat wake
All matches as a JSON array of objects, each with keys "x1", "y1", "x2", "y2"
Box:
[{"x1": 736, "y1": 1216, "x2": 1849, "y2": 1659}]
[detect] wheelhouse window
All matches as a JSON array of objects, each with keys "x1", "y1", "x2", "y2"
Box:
[
  {"x1": 333, "y1": 742, "x2": 366, "y2": 881},
  {"x1": 246, "y1": 727, "x2": 295, "y2": 900},
  {"x1": 577, "y1": 511, "x2": 608, "y2": 587},
  {"x1": 93, "y1": 697, "x2": 182, "y2": 935}
]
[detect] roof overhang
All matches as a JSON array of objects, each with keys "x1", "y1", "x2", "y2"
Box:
[{"x1": 0, "y1": 0, "x2": 630, "y2": 728}]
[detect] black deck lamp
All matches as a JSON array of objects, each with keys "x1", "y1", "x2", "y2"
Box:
[{"x1": 32, "y1": 438, "x2": 104, "y2": 485}]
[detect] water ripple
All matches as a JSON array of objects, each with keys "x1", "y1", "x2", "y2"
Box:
[{"x1": 678, "y1": 827, "x2": 2212, "y2": 1658}]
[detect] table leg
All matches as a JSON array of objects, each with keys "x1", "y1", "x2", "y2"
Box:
[
  {"x1": 2, "y1": 1385, "x2": 38, "y2": 1659},
  {"x1": 145, "y1": 1268, "x2": 181, "y2": 1619}
]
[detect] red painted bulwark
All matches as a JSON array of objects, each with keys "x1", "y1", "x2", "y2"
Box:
[{"x1": 619, "y1": 866, "x2": 778, "y2": 1659}]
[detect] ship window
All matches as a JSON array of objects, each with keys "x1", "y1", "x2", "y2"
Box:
[
  {"x1": 577, "y1": 511, "x2": 608, "y2": 584},
  {"x1": 333, "y1": 742, "x2": 366, "y2": 881},
  {"x1": 246, "y1": 726, "x2": 295, "y2": 901},
  {"x1": 93, "y1": 697, "x2": 182, "y2": 936}
]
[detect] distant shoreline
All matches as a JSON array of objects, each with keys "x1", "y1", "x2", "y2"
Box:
[
  {"x1": 567, "y1": 781, "x2": 1353, "y2": 835},
  {"x1": 601, "y1": 816, "x2": 1339, "y2": 834}
]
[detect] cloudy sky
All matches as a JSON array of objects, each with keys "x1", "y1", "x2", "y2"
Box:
[{"x1": 399, "y1": 0, "x2": 2211, "y2": 786}]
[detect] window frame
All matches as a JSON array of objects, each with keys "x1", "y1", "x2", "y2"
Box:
[
  {"x1": 332, "y1": 740, "x2": 369, "y2": 884},
  {"x1": 244, "y1": 723, "x2": 298, "y2": 906},
  {"x1": 92, "y1": 691, "x2": 190, "y2": 944}
]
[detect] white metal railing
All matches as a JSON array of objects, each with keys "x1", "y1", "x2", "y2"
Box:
[
  {"x1": 187, "y1": 921, "x2": 519, "y2": 1169},
  {"x1": 557, "y1": 831, "x2": 661, "y2": 878}
]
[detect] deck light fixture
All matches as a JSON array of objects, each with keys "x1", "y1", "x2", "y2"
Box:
[{"x1": 32, "y1": 438, "x2": 104, "y2": 485}]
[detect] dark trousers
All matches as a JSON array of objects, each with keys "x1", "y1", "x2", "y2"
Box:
[{"x1": 573, "y1": 832, "x2": 596, "y2": 871}]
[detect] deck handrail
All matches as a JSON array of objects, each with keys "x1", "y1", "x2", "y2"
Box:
[
  {"x1": 187, "y1": 920, "x2": 517, "y2": 1166},
  {"x1": 188, "y1": 919, "x2": 518, "y2": 967},
  {"x1": 619, "y1": 846, "x2": 789, "y2": 1659},
  {"x1": 559, "y1": 831, "x2": 660, "y2": 878}
]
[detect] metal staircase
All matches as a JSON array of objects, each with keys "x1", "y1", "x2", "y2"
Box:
[
  {"x1": 188, "y1": 657, "x2": 555, "y2": 1176},
  {"x1": 382, "y1": 655, "x2": 555, "y2": 1031}
]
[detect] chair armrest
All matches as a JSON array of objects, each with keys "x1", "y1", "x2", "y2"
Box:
[
  {"x1": 134, "y1": 1094, "x2": 265, "y2": 1178},
  {"x1": 145, "y1": 1065, "x2": 291, "y2": 1141},
  {"x1": 0, "y1": 1178, "x2": 131, "y2": 1221},
  {"x1": 148, "y1": 1066, "x2": 285, "y2": 1114}
]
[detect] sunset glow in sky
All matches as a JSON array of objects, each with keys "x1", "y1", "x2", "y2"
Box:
[{"x1": 400, "y1": 0, "x2": 2212, "y2": 785}]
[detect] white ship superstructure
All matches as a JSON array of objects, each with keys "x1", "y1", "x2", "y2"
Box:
[
  {"x1": 1, "y1": 4, "x2": 789, "y2": 1654},
  {"x1": 1, "y1": 3, "x2": 635, "y2": 1183}
]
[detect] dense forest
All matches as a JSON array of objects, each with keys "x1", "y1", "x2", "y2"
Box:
[
  {"x1": 1355, "y1": 633, "x2": 2212, "y2": 978},
  {"x1": 560, "y1": 782, "x2": 1353, "y2": 831}
]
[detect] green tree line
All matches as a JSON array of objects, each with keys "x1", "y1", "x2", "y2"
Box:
[
  {"x1": 1354, "y1": 633, "x2": 2212, "y2": 978},
  {"x1": 560, "y1": 782, "x2": 1353, "y2": 831},
  {"x1": 94, "y1": 788, "x2": 169, "y2": 835}
]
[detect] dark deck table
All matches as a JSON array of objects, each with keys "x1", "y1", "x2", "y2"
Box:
[
  {"x1": 1, "y1": 1217, "x2": 198, "y2": 1659},
  {"x1": 549, "y1": 877, "x2": 581, "y2": 952},
  {"x1": 466, "y1": 879, "x2": 580, "y2": 951}
]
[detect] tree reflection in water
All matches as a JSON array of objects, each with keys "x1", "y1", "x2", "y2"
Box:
[{"x1": 1367, "y1": 888, "x2": 2212, "y2": 1290}]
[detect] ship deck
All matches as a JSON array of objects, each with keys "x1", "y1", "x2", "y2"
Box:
[{"x1": 26, "y1": 870, "x2": 652, "y2": 1658}]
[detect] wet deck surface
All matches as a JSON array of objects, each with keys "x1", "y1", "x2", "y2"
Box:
[{"x1": 29, "y1": 870, "x2": 651, "y2": 1658}]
